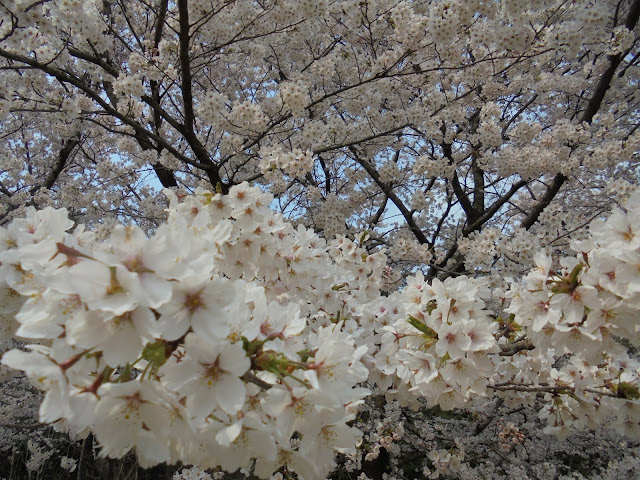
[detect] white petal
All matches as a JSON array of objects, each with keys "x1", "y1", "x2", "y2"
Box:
[
  {"x1": 219, "y1": 343, "x2": 250, "y2": 377},
  {"x1": 139, "y1": 274, "x2": 173, "y2": 309},
  {"x1": 136, "y1": 429, "x2": 170, "y2": 467},
  {"x1": 157, "y1": 305, "x2": 191, "y2": 341},
  {"x1": 102, "y1": 320, "x2": 141, "y2": 367},
  {"x1": 131, "y1": 307, "x2": 159, "y2": 339},
  {"x1": 186, "y1": 382, "x2": 218, "y2": 418},
  {"x1": 216, "y1": 375, "x2": 246, "y2": 415},
  {"x1": 215, "y1": 422, "x2": 242, "y2": 446}
]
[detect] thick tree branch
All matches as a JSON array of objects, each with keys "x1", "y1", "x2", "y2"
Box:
[
  {"x1": 350, "y1": 146, "x2": 430, "y2": 245},
  {"x1": 40, "y1": 135, "x2": 79, "y2": 192},
  {"x1": 369, "y1": 194, "x2": 389, "y2": 229},
  {"x1": 177, "y1": 0, "x2": 227, "y2": 192},
  {"x1": 451, "y1": 170, "x2": 472, "y2": 215},
  {"x1": 464, "y1": 180, "x2": 528, "y2": 234},
  {"x1": 146, "y1": 0, "x2": 177, "y2": 189},
  {"x1": 177, "y1": 0, "x2": 196, "y2": 134},
  {"x1": 498, "y1": 339, "x2": 534, "y2": 356}
]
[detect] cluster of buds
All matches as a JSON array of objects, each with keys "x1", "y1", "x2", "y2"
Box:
[{"x1": 497, "y1": 419, "x2": 525, "y2": 452}]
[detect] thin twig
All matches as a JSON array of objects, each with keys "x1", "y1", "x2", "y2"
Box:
[{"x1": 241, "y1": 371, "x2": 273, "y2": 390}]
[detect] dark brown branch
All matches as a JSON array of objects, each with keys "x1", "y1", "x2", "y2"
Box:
[
  {"x1": 177, "y1": 0, "x2": 196, "y2": 133},
  {"x1": 502, "y1": 94, "x2": 538, "y2": 134},
  {"x1": 146, "y1": 0, "x2": 177, "y2": 189},
  {"x1": 451, "y1": 170, "x2": 472, "y2": 215},
  {"x1": 470, "y1": 160, "x2": 485, "y2": 222},
  {"x1": 241, "y1": 371, "x2": 273, "y2": 390},
  {"x1": 152, "y1": 163, "x2": 178, "y2": 188},
  {"x1": 0, "y1": 134, "x2": 80, "y2": 224},
  {"x1": 24, "y1": 0, "x2": 52, "y2": 13},
  {"x1": 177, "y1": 0, "x2": 227, "y2": 192},
  {"x1": 67, "y1": 47, "x2": 119, "y2": 78},
  {"x1": 369, "y1": 194, "x2": 389, "y2": 228},
  {"x1": 429, "y1": 192, "x2": 454, "y2": 247},
  {"x1": 463, "y1": 180, "x2": 528, "y2": 235},
  {"x1": 350, "y1": 146, "x2": 429, "y2": 245},
  {"x1": 41, "y1": 135, "x2": 79, "y2": 191},
  {"x1": 498, "y1": 339, "x2": 534, "y2": 356},
  {"x1": 472, "y1": 398, "x2": 504, "y2": 435}
]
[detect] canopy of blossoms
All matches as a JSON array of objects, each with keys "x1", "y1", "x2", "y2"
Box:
[{"x1": 0, "y1": 0, "x2": 639, "y2": 478}]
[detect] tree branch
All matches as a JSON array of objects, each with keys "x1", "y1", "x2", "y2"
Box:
[
  {"x1": 350, "y1": 146, "x2": 429, "y2": 245},
  {"x1": 177, "y1": 0, "x2": 227, "y2": 191}
]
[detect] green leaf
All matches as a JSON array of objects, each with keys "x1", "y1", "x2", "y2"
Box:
[
  {"x1": 407, "y1": 315, "x2": 438, "y2": 338},
  {"x1": 616, "y1": 382, "x2": 640, "y2": 400}
]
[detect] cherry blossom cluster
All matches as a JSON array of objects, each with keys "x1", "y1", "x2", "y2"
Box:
[
  {"x1": 388, "y1": 235, "x2": 434, "y2": 264},
  {"x1": 425, "y1": 448, "x2": 465, "y2": 478},
  {"x1": 280, "y1": 81, "x2": 309, "y2": 118},
  {"x1": 0, "y1": 0, "x2": 639, "y2": 476},
  {"x1": 366, "y1": 273, "x2": 500, "y2": 410},
  {"x1": 458, "y1": 227, "x2": 542, "y2": 280},
  {"x1": 0, "y1": 184, "x2": 374, "y2": 478},
  {"x1": 259, "y1": 146, "x2": 315, "y2": 178},
  {"x1": 1, "y1": 0, "x2": 636, "y2": 294},
  {"x1": 497, "y1": 419, "x2": 525, "y2": 452},
  {"x1": 499, "y1": 191, "x2": 640, "y2": 439}
]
